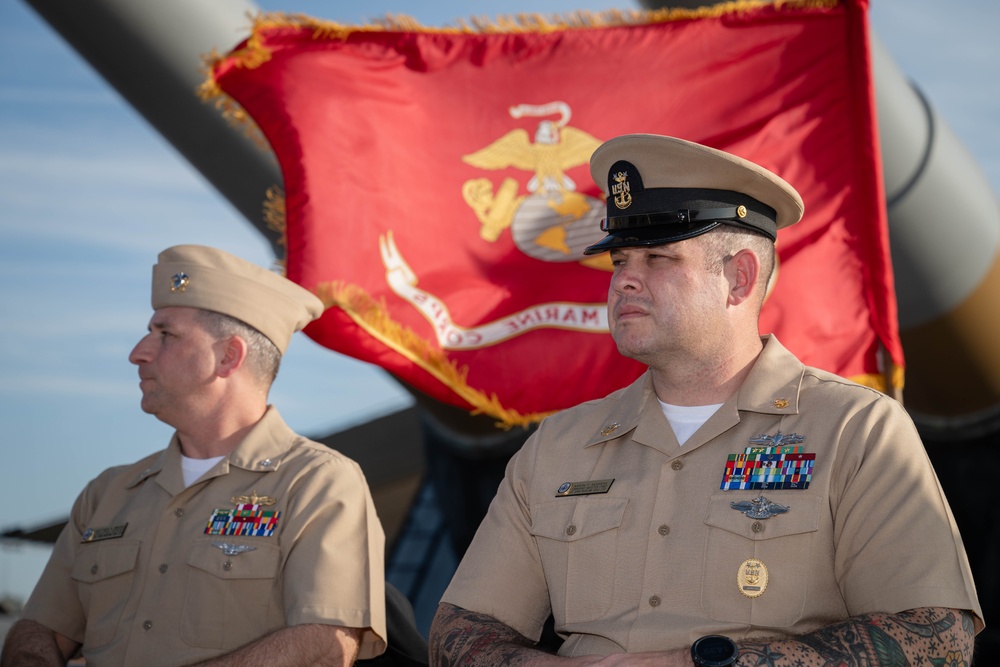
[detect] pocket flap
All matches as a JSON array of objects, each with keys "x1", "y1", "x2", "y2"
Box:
[
  {"x1": 187, "y1": 540, "x2": 280, "y2": 580},
  {"x1": 704, "y1": 494, "x2": 821, "y2": 539},
  {"x1": 530, "y1": 496, "x2": 628, "y2": 542},
  {"x1": 71, "y1": 540, "x2": 140, "y2": 583}
]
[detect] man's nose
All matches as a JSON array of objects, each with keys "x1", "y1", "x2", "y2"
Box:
[
  {"x1": 128, "y1": 335, "x2": 152, "y2": 365},
  {"x1": 611, "y1": 263, "x2": 641, "y2": 293}
]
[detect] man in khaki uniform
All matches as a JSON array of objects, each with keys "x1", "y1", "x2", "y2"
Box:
[
  {"x1": 429, "y1": 135, "x2": 984, "y2": 666},
  {"x1": 2, "y1": 245, "x2": 386, "y2": 667}
]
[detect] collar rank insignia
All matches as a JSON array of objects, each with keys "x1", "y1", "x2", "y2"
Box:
[
  {"x1": 212, "y1": 542, "x2": 257, "y2": 556},
  {"x1": 600, "y1": 422, "x2": 620, "y2": 436},
  {"x1": 730, "y1": 495, "x2": 790, "y2": 519},
  {"x1": 720, "y1": 435, "x2": 816, "y2": 491}
]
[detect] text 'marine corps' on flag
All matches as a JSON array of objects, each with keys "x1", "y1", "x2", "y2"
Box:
[{"x1": 204, "y1": 0, "x2": 901, "y2": 428}]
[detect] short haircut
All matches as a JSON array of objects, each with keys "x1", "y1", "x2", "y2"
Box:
[
  {"x1": 699, "y1": 227, "x2": 776, "y2": 308},
  {"x1": 195, "y1": 310, "x2": 282, "y2": 387}
]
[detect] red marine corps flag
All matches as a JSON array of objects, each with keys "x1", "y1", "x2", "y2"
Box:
[{"x1": 204, "y1": 0, "x2": 902, "y2": 427}]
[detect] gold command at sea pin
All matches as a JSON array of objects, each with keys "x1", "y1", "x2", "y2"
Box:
[
  {"x1": 205, "y1": 493, "x2": 280, "y2": 537},
  {"x1": 81, "y1": 523, "x2": 128, "y2": 543},
  {"x1": 556, "y1": 479, "x2": 615, "y2": 497},
  {"x1": 737, "y1": 558, "x2": 768, "y2": 598},
  {"x1": 720, "y1": 431, "x2": 815, "y2": 491}
]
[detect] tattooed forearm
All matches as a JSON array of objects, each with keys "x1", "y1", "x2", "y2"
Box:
[
  {"x1": 736, "y1": 607, "x2": 975, "y2": 667},
  {"x1": 429, "y1": 602, "x2": 551, "y2": 667}
]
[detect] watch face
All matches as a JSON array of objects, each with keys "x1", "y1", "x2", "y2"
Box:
[{"x1": 693, "y1": 635, "x2": 738, "y2": 666}]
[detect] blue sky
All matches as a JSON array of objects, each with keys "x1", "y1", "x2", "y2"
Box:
[{"x1": 1, "y1": 0, "x2": 998, "y2": 604}]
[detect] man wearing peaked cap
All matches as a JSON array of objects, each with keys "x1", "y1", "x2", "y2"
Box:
[
  {"x1": 432, "y1": 135, "x2": 982, "y2": 666},
  {"x1": 4, "y1": 246, "x2": 387, "y2": 667}
]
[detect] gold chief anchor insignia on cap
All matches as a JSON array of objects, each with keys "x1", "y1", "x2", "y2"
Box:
[
  {"x1": 611, "y1": 171, "x2": 632, "y2": 209},
  {"x1": 231, "y1": 491, "x2": 276, "y2": 506},
  {"x1": 170, "y1": 272, "x2": 190, "y2": 292}
]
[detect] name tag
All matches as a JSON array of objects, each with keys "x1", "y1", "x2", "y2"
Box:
[
  {"x1": 81, "y1": 523, "x2": 128, "y2": 543},
  {"x1": 555, "y1": 479, "x2": 615, "y2": 497}
]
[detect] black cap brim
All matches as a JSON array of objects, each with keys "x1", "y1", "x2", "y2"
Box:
[{"x1": 583, "y1": 221, "x2": 722, "y2": 255}]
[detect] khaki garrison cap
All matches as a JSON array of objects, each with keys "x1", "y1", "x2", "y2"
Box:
[
  {"x1": 584, "y1": 134, "x2": 804, "y2": 255},
  {"x1": 151, "y1": 245, "x2": 324, "y2": 354}
]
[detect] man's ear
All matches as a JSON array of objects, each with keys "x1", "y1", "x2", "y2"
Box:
[
  {"x1": 216, "y1": 335, "x2": 249, "y2": 378},
  {"x1": 726, "y1": 248, "x2": 760, "y2": 306}
]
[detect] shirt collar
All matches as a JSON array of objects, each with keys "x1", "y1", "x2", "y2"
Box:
[
  {"x1": 125, "y1": 406, "x2": 297, "y2": 493},
  {"x1": 581, "y1": 335, "x2": 803, "y2": 454}
]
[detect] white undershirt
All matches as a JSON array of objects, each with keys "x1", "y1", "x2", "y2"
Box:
[
  {"x1": 658, "y1": 400, "x2": 724, "y2": 446},
  {"x1": 181, "y1": 454, "x2": 225, "y2": 487}
]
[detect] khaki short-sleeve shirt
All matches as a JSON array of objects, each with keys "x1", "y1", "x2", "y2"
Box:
[
  {"x1": 23, "y1": 407, "x2": 387, "y2": 666},
  {"x1": 442, "y1": 336, "x2": 983, "y2": 656}
]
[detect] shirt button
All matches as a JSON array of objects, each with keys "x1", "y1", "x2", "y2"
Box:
[
  {"x1": 671, "y1": 460, "x2": 683, "y2": 471},
  {"x1": 159, "y1": 563, "x2": 168, "y2": 574},
  {"x1": 223, "y1": 560, "x2": 233, "y2": 571},
  {"x1": 752, "y1": 521, "x2": 764, "y2": 533},
  {"x1": 565, "y1": 525, "x2": 577, "y2": 536},
  {"x1": 143, "y1": 620, "x2": 153, "y2": 631},
  {"x1": 658, "y1": 524, "x2": 670, "y2": 536},
  {"x1": 649, "y1": 595, "x2": 661, "y2": 607},
  {"x1": 174, "y1": 508, "x2": 185, "y2": 517},
  {"x1": 90, "y1": 565, "x2": 98, "y2": 575}
]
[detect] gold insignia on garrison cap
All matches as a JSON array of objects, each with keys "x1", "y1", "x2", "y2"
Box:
[{"x1": 170, "y1": 272, "x2": 190, "y2": 292}]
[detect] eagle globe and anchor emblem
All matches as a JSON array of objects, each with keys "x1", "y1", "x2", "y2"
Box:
[
  {"x1": 460, "y1": 101, "x2": 610, "y2": 271},
  {"x1": 368, "y1": 101, "x2": 615, "y2": 365}
]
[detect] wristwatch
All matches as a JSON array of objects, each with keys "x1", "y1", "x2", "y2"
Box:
[{"x1": 691, "y1": 635, "x2": 738, "y2": 667}]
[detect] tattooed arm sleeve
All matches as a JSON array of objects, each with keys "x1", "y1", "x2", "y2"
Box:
[
  {"x1": 429, "y1": 602, "x2": 556, "y2": 667},
  {"x1": 735, "y1": 607, "x2": 977, "y2": 667},
  {"x1": 427, "y1": 604, "x2": 976, "y2": 667}
]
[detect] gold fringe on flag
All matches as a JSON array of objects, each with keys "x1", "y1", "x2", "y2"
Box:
[
  {"x1": 199, "y1": 0, "x2": 840, "y2": 142},
  {"x1": 315, "y1": 281, "x2": 556, "y2": 429},
  {"x1": 263, "y1": 185, "x2": 288, "y2": 273}
]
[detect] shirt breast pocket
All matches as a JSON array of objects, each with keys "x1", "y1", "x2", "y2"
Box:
[
  {"x1": 530, "y1": 496, "x2": 628, "y2": 625},
  {"x1": 701, "y1": 494, "x2": 822, "y2": 629},
  {"x1": 181, "y1": 540, "x2": 282, "y2": 649},
  {"x1": 70, "y1": 539, "x2": 141, "y2": 648}
]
